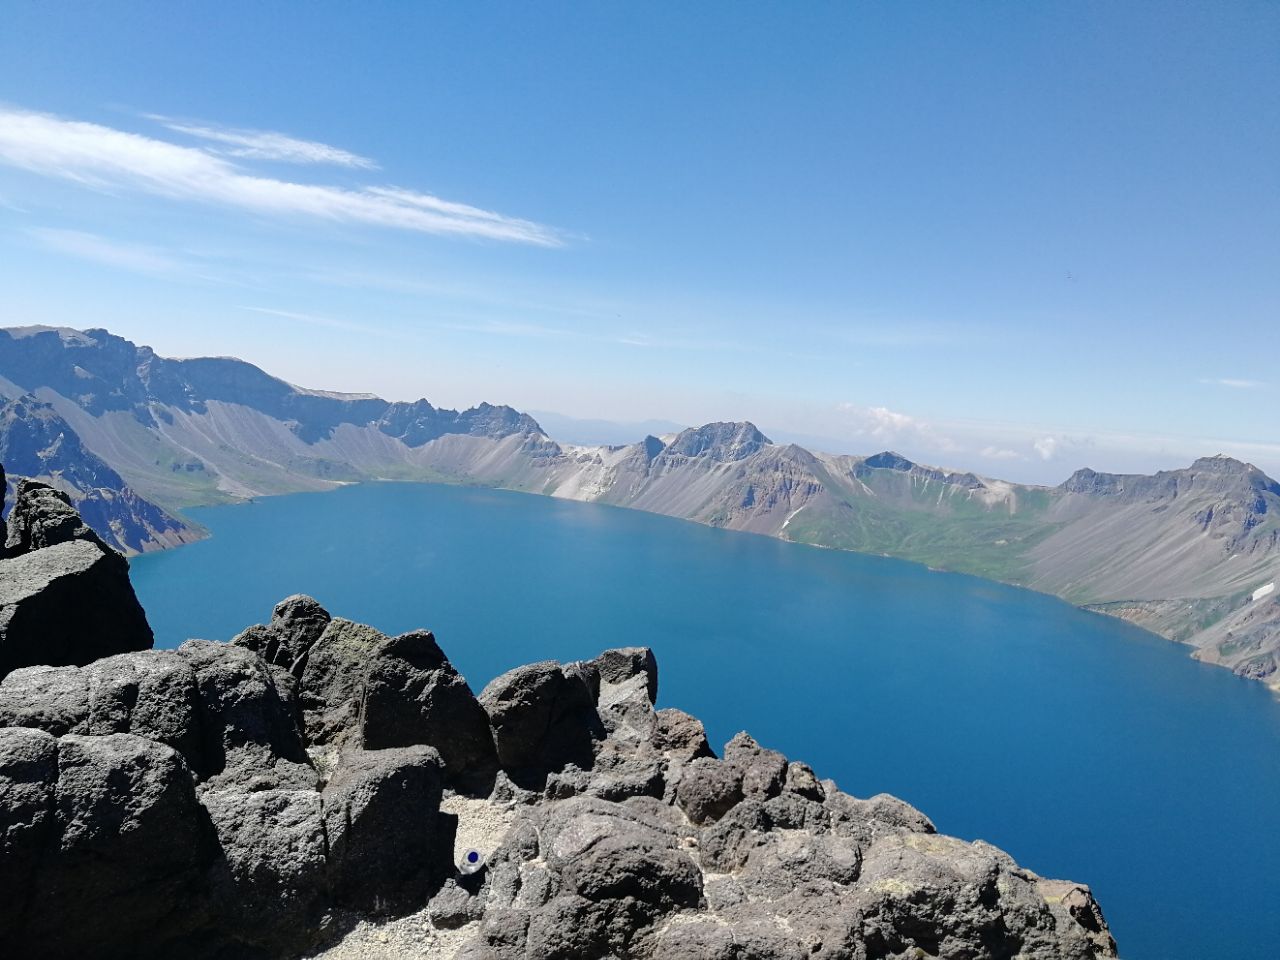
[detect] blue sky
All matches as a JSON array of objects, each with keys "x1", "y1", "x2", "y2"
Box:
[{"x1": 0, "y1": 2, "x2": 1276, "y2": 483}]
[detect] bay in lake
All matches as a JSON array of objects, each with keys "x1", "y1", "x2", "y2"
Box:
[{"x1": 130, "y1": 481, "x2": 1280, "y2": 960}]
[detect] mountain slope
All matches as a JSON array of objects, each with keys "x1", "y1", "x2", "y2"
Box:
[
  {"x1": 1031, "y1": 458, "x2": 1280, "y2": 683},
  {"x1": 539, "y1": 429, "x2": 1280, "y2": 685},
  {"x1": 0, "y1": 326, "x2": 553, "y2": 511},
  {"x1": 0, "y1": 394, "x2": 196, "y2": 553},
  {"x1": 1, "y1": 325, "x2": 1276, "y2": 689}
]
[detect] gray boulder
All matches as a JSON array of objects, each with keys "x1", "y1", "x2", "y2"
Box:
[
  {"x1": 0, "y1": 653, "x2": 205, "y2": 774},
  {"x1": 22, "y1": 733, "x2": 214, "y2": 956},
  {"x1": 0, "y1": 538, "x2": 153, "y2": 678},
  {"x1": 850, "y1": 830, "x2": 1090, "y2": 959},
  {"x1": 176, "y1": 639, "x2": 314, "y2": 790},
  {"x1": 476, "y1": 796, "x2": 703, "y2": 960},
  {"x1": 785, "y1": 759, "x2": 826, "y2": 801},
  {"x1": 358, "y1": 629, "x2": 497, "y2": 782},
  {"x1": 0, "y1": 726, "x2": 59, "y2": 934},
  {"x1": 0, "y1": 664, "x2": 90, "y2": 734},
  {"x1": 723, "y1": 730, "x2": 788, "y2": 799},
  {"x1": 479, "y1": 660, "x2": 602, "y2": 782},
  {"x1": 565, "y1": 834, "x2": 702, "y2": 911},
  {"x1": 323, "y1": 745, "x2": 446, "y2": 913},
  {"x1": 428, "y1": 878, "x2": 486, "y2": 929},
  {"x1": 5, "y1": 478, "x2": 107, "y2": 555},
  {"x1": 231, "y1": 594, "x2": 332, "y2": 677},
  {"x1": 83, "y1": 651, "x2": 202, "y2": 759},
  {"x1": 202, "y1": 787, "x2": 329, "y2": 954},
  {"x1": 591, "y1": 646, "x2": 658, "y2": 703},
  {"x1": 652, "y1": 707, "x2": 713, "y2": 759},
  {"x1": 675, "y1": 756, "x2": 744, "y2": 825},
  {"x1": 299, "y1": 617, "x2": 388, "y2": 745},
  {"x1": 585, "y1": 746, "x2": 666, "y2": 802},
  {"x1": 590, "y1": 647, "x2": 659, "y2": 747}
]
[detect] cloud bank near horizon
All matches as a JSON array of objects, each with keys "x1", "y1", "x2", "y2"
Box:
[{"x1": 801, "y1": 401, "x2": 1280, "y2": 484}]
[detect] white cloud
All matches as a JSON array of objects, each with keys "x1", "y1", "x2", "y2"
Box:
[
  {"x1": 0, "y1": 105, "x2": 562, "y2": 246},
  {"x1": 834, "y1": 402, "x2": 961, "y2": 453},
  {"x1": 837, "y1": 403, "x2": 916, "y2": 439},
  {"x1": 29, "y1": 227, "x2": 193, "y2": 278},
  {"x1": 864, "y1": 405, "x2": 917, "y2": 438},
  {"x1": 980, "y1": 446, "x2": 1022, "y2": 461},
  {"x1": 1199, "y1": 377, "x2": 1267, "y2": 390},
  {"x1": 1033, "y1": 436, "x2": 1058, "y2": 460},
  {"x1": 240, "y1": 306, "x2": 377, "y2": 334},
  {"x1": 151, "y1": 116, "x2": 378, "y2": 169}
]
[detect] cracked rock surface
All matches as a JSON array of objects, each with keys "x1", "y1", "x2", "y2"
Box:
[{"x1": 0, "y1": 590, "x2": 1117, "y2": 960}]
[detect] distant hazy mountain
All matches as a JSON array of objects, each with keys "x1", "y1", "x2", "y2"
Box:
[
  {"x1": 528, "y1": 411, "x2": 687, "y2": 447},
  {"x1": 1, "y1": 325, "x2": 1275, "y2": 689},
  {"x1": 0, "y1": 326, "x2": 554, "y2": 513}
]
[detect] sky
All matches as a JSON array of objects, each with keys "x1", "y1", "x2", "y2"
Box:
[{"x1": 0, "y1": 1, "x2": 1276, "y2": 484}]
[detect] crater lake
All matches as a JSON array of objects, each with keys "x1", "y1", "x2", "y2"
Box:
[{"x1": 130, "y1": 481, "x2": 1280, "y2": 960}]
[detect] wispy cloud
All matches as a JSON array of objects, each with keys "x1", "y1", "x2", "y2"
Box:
[
  {"x1": 150, "y1": 115, "x2": 378, "y2": 169},
  {"x1": 1199, "y1": 377, "x2": 1267, "y2": 390},
  {"x1": 0, "y1": 105, "x2": 563, "y2": 246},
  {"x1": 239, "y1": 306, "x2": 377, "y2": 334},
  {"x1": 980, "y1": 446, "x2": 1023, "y2": 461},
  {"x1": 436, "y1": 317, "x2": 574, "y2": 339},
  {"x1": 29, "y1": 227, "x2": 196, "y2": 278},
  {"x1": 834, "y1": 323, "x2": 975, "y2": 348}
]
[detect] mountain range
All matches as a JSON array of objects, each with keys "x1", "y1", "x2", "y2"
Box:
[{"x1": 1, "y1": 325, "x2": 1276, "y2": 690}]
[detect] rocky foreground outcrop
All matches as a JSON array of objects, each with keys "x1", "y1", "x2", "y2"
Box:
[
  {"x1": 0, "y1": 586, "x2": 1118, "y2": 959},
  {"x1": 0, "y1": 468, "x2": 154, "y2": 678}
]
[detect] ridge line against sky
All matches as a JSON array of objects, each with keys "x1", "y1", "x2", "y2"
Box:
[{"x1": 0, "y1": 3, "x2": 1275, "y2": 485}]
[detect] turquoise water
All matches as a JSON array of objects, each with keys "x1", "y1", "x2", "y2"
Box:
[{"x1": 130, "y1": 482, "x2": 1280, "y2": 960}]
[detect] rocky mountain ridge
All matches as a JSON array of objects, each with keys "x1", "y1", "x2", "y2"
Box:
[
  {"x1": 0, "y1": 486, "x2": 1117, "y2": 959},
  {"x1": 0, "y1": 394, "x2": 197, "y2": 553},
  {"x1": 1, "y1": 325, "x2": 1276, "y2": 690},
  {"x1": 0, "y1": 326, "x2": 553, "y2": 513}
]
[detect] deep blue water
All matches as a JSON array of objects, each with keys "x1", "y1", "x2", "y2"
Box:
[{"x1": 130, "y1": 482, "x2": 1280, "y2": 960}]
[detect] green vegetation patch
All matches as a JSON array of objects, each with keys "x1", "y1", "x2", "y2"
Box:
[{"x1": 785, "y1": 496, "x2": 1061, "y2": 583}]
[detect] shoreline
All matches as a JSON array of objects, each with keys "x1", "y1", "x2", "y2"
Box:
[{"x1": 136, "y1": 474, "x2": 1277, "y2": 695}]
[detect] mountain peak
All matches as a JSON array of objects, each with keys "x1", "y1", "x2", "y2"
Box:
[
  {"x1": 863, "y1": 451, "x2": 915, "y2": 471},
  {"x1": 664, "y1": 421, "x2": 771, "y2": 462},
  {"x1": 0, "y1": 325, "x2": 545, "y2": 447},
  {"x1": 1190, "y1": 454, "x2": 1255, "y2": 475}
]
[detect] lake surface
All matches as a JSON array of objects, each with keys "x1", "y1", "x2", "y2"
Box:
[{"x1": 130, "y1": 482, "x2": 1280, "y2": 960}]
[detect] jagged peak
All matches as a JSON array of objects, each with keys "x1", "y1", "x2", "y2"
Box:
[
  {"x1": 1059, "y1": 456, "x2": 1280, "y2": 503},
  {"x1": 863, "y1": 451, "x2": 915, "y2": 471},
  {"x1": 2, "y1": 325, "x2": 98, "y2": 345},
  {"x1": 289, "y1": 383, "x2": 382, "y2": 401},
  {"x1": 641, "y1": 434, "x2": 666, "y2": 459},
  {"x1": 1190, "y1": 454, "x2": 1257, "y2": 475},
  {"x1": 663, "y1": 421, "x2": 771, "y2": 462}
]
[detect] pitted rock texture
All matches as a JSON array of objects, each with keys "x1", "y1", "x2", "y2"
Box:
[
  {"x1": 0, "y1": 594, "x2": 1118, "y2": 960},
  {"x1": 0, "y1": 478, "x2": 153, "y2": 679}
]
